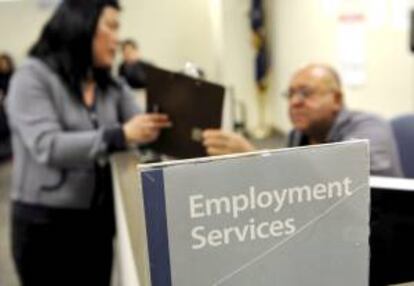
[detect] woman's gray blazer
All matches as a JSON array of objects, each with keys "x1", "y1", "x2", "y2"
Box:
[{"x1": 6, "y1": 58, "x2": 140, "y2": 209}]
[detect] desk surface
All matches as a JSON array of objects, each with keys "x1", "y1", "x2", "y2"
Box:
[{"x1": 371, "y1": 176, "x2": 414, "y2": 192}]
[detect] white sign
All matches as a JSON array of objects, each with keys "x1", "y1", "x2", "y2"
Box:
[{"x1": 139, "y1": 141, "x2": 370, "y2": 286}]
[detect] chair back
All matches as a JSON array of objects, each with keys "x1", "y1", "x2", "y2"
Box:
[{"x1": 391, "y1": 114, "x2": 414, "y2": 178}]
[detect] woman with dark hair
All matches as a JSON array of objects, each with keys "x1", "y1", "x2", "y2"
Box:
[{"x1": 6, "y1": 0, "x2": 170, "y2": 285}]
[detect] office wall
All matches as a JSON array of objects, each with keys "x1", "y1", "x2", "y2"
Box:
[
  {"x1": 0, "y1": 1, "x2": 52, "y2": 62},
  {"x1": 216, "y1": 0, "x2": 260, "y2": 130},
  {"x1": 122, "y1": 0, "x2": 260, "y2": 129},
  {"x1": 271, "y1": 0, "x2": 414, "y2": 132},
  {"x1": 121, "y1": 0, "x2": 216, "y2": 78}
]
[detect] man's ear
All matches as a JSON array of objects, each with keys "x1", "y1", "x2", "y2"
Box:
[{"x1": 333, "y1": 91, "x2": 343, "y2": 109}]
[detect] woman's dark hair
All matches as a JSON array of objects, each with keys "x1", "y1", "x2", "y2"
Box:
[{"x1": 30, "y1": 0, "x2": 120, "y2": 98}]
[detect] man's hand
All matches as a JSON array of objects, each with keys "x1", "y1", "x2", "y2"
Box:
[{"x1": 202, "y1": 129, "x2": 255, "y2": 156}]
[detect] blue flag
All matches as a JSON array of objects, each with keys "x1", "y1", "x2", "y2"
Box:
[{"x1": 250, "y1": 0, "x2": 270, "y2": 93}]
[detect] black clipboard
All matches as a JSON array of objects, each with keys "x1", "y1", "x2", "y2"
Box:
[{"x1": 144, "y1": 65, "x2": 225, "y2": 159}]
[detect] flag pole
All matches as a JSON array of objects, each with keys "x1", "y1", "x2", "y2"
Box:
[{"x1": 249, "y1": 0, "x2": 273, "y2": 139}]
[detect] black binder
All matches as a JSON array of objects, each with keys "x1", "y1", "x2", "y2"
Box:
[{"x1": 144, "y1": 65, "x2": 225, "y2": 159}]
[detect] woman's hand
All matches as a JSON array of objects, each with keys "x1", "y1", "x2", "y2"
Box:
[{"x1": 123, "y1": 113, "x2": 171, "y2": 144}]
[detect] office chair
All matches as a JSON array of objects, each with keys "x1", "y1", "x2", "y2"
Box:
[{"x1": 391, "y1": 114, "x2": 414, "y2": 178}]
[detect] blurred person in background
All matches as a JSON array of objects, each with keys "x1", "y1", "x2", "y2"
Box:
[
  {"x1": 6, "y1": 0, "x2": 170, "y2": 285},
  {"x1": 0, "y1": 53, "x2": 14, "y2": 161},
  {"x1": 202, "y1": 64, "x2": 402, "y2": 177},
  {"x1": 0, "y1": 53, "x2": 14, "y2": 95},
  {"x1": 118, "y1": 38, "x2": 149, "y2": 88}
]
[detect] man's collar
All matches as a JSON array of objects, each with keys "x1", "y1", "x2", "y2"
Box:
[{"x1": 326, "y1": 108, "x2": 349, "y2": 142}]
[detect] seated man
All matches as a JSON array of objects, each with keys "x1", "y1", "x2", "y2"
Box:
[{"x1": 202, "y1": 64, "x2": 402, "y2": 177}]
